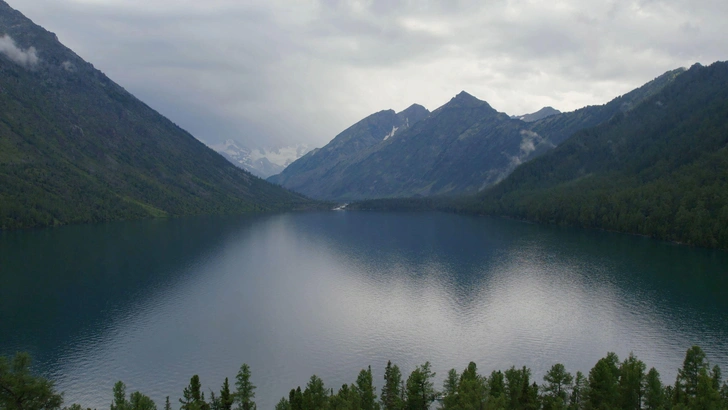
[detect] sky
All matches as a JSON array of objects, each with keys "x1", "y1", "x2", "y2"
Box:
[{"x1": 11, "y1": 0, "x2": 728, "y2": 148}]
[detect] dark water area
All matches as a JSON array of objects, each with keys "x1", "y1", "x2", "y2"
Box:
[{"x1": 1, "y1": 212, "x2": 727, "y2": 409}]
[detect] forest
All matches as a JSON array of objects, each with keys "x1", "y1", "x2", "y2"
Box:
[{"x1": 2, "y1": 346, "x2": 726, "y2": 410}]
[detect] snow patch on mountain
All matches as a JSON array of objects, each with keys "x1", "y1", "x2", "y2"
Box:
[
  {"x1": 383, "y1": 125, "x2": 399, "y2": 141},
  {"x1": 206, "y1": 139, "x2": 311, "y2": 178}
]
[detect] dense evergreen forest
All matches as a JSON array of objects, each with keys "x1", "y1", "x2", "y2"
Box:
[
  {"x1": 464, "y1": 62, "x2": 728, "y2": 250},
  {"x1": 0, "y1": 1, "x2": 320, "y2": 230},
  {"x1": 350, "y1": 62, "x2": 728, "y2": 251},
  {"x1": 2, "y1": 347, "x2": 726, "y2": 410}
]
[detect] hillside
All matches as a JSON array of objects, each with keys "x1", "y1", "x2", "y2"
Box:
[
  {"x1": 467, "y1": 62, "x2": 728, "y2": 249},
  {"x1": 0, "y1": 1, "x2": 316, "y2": 229},
  {"x1": 270, "y1": 70, "x2": 683, "y2": 201},
  {"x1": 268, "y1": 103, "x2": 430, "y2": 194}
]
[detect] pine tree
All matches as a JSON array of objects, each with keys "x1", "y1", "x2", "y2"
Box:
[
  {"x1": 220, "y1": 378, "x2": 234, "y2": 410},
  {"x1": 643, "y1": 368, "x2": 665, "y2": 410},
  {"x1": 381, "y1": 361, "x2": 404, "y2": 410},
  {"x1": 676, "y1": 345, "x2": 707, "y2": 402},
  {"x1": 234, "y1": 365, "x2": 256, "y2": 410},
  {"x1": 440, "y1": 369, "x2": 459, "y2": 410},
  {"x1": 543, "y1": 363, "x2": 573, "y2": 409},
  {"x1": 568, "y1": 371, "x2": 586, "y2": 410},
  {"x1": 130, "y1": 392, "x2": 156, "y2": 410},
  {"x1": 112, "y1": 381, "x2": 130, "y2": 410},
  {"x1": 618, "y1": 353, "x2": 646, "y2": 410},
  {"x1": 302, "y1": 375, "x2": 327, "y2": 410},
  {"x1": 274, "y1": 398, "x2": 290, "y2": 410},
  {"x1": 180, "y1": 375, "x2": 206, "y2": 410},
  {"x1": 458, "y1": 362, "x2": 487, "y2": 409},
  {"x1": 354, "y1": 366, "x2": 378, "y2": 410},
  {"x1": 587, "y1": 352, "x2": 620, "y2": 409},
  {"x1": 405, "y1": 362, "x2": 436, "y2": 410}
]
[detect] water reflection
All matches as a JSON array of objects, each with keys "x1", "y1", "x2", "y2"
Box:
[{"x1": 1, "y1": 212, "x2": 727, "y2": 410}]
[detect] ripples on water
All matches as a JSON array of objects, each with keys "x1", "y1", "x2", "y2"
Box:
[{"x1": 1, "y1": 212, "x2": 727, "y2": 409}]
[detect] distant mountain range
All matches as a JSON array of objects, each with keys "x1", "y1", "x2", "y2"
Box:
[
  {"x1": 510, "y1": 106, "x2": 561, "y2": 122},
  {"x1": 349, "y1": 62, "x2": 728, "y2": 250},
  {"x1": 0, "y1": 0, "x2": 315, "y2": 229},
  {"x1": 206, "y1": 140, "x2": 311, "y2": 179},
  {"x1": 269, "y1": 68, "x2": 684, "y2": 201}
]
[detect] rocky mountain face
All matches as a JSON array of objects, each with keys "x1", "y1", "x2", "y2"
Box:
[
  {"x1": 0, "y1": 0, "x2": 314, "y2": 229},
  {"x1": 469, "y1": 62, "x2": 728, "y2": 249},
  {"x1": 208, "y1": 140, "x2": 311, "y2": 179},
  {"x1": 267, "y1": 103, "x2": 430, "y2": 192},
  {"x1": 270, "y1": 69, "x2": 685, "y2": 201}
]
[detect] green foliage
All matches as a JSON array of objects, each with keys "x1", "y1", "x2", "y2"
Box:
[
  {"x1": 180, "y1": 375, "x2": 208, "y2": 410},
  {"x1": 587, "y1": 352, "x2": 620, "y2": 409},
  {"x1": 302, "y1": 375, "x2": 327, "y2": 410},
  {"x1": 568, "y1": 371, "x2": 586, "y2": 410},
  {"x1": 219, "y1": 378, "x2": 233, "y2": 410},
  {"x1": 0, "y1": 352, "x2": 63, "y2": 410},
  {"x1": 353, "y1": 367, "x2": 378, "y2": 410},
  {"x1": 234, "y1": 365, "x2": 255, "y2": 410},
  {"x1": 644, "y1": 368, "x2": 666, "y2": 410},
  {"x1": 5, "y1": 347, "x2": 728, "y2": 410},
  {"x1": 381, "y1": 361, "x2": 404, "y2": 410},
  {"x1": 543, "y1": 363, "x2": 573, "y2": 410},
  {"x1": 0, "y1": 2, "x2": 318, "y2": 231},
  {"x1": 618, "y1": 353, "x2": 646, "y2": 410},
  {"x1": 405, "y1": 362, "x2": 437, "y2": 410},
  {"x1": 466, "y1": 62, "x2": 728, "y2": 250}
]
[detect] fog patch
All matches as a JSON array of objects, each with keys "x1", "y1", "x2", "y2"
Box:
[
  {"x1": 0, "y1": 35, "x2": 39, "y2": 67},
  {"x1": 62, "y1": 60, "x2": 76, "y2": 72}
]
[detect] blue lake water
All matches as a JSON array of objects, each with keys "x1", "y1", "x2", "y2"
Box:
[{"x1": 1, "y1": 211, "x2": 727, "y2": 409}]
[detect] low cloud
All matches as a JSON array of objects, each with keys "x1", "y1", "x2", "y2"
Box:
[
  {"x1": 0, "y1": 34, "x2": 39, "y2": 67},
  {"x1": 13, "y1": 0, "x2": 728, "y2": 148}
]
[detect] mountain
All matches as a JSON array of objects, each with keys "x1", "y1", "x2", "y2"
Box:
[
  {"x1": 0, "y1": 1, "x2": 316, "y2": 229},
  {"x1": 269, "y1": 70, "x2": 682, "y2": 201},
  {"x1": 467, "y1": 62, "x2": 728, "y2": 249},
  {"x1": 207, "y1": 140, "x2": 311, "y2": 178},
  {"x1": 267, "y1": 103, "x2": 430, "y2": 192},
  {"x1": 511, "y1": 106, "x2": 561, "y2": 122}
]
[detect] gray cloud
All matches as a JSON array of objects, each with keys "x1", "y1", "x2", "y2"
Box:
[
  {"x1": 0, "y1": 34, "x2": 39, "y2": 67},
  {"x1": 11, "y1": 0, "x2": 728, "y2": 148}
]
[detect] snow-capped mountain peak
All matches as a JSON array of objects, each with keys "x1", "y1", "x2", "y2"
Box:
[{"x1": 207, "y1": 139, "x2": 311, "y2": 178}]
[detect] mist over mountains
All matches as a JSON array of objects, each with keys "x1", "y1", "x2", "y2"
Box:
[
  {"x1": 268, "y1": 68, "x2": 685, "y2": 201},
  {"x1": 0, "y1": 0, "x2": 315, "y2": 229}
]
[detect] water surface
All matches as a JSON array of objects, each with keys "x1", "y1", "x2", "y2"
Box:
[{"x1": 1, "y1": 212, "x2": 727, "y2": 409}]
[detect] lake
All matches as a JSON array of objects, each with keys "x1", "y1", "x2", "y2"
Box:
[{"x1": 1, "y1": 211, "x2": 727, "y2": 409}]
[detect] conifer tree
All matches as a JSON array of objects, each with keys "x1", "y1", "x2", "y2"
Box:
[
  {"x1": 618, "y1": 353, "x2": 646, "y2": 410},
  {"x1": 643, "y1": 368, "x2": 665, "y2": 410},
  {"x1": 234, "y1": 365, "x2": 256, "y2": 410},
  {"x1": 440, "y1": 369, "x2": 459, "y2": 410},
  {"x1": 220, "y1": 378, "x2": 234, "y2": 410},
  {"x1": 354, "y1": 366, "x2": 378, "y2": 410},
  {"x1": 405, "y1": 362, "x2": 436, "y2": 410},
  {"x1": 381, "y1": 361, "x2": 404, "y2": 410},
  {"x1": 542, "y1": 363, "x2": 573, "y2": 409},
  {"x1": 587, "y1": 352, "x2": 620, "y2": 409}
]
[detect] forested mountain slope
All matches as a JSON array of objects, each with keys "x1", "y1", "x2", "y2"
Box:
[
  {"x1": 267, "y1": 104, "x2": 430, "y2": 193},
  {"x1": 270, "y1": 70, "x2": 683, "y2": 201},
  {"x1": 0, "y1": 1, "x2": 314, "y2": 229},
  {"x1": 468, "y1": 62, "x2": 728, "y2": 249}
]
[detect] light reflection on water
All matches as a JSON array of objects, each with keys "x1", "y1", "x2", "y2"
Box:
[{"x1": 1, "y1": 212, "x2": 727, "y2": 409}]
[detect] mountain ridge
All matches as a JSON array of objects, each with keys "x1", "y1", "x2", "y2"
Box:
[
  {"x1": 0, "y1": 0, "x2": 316, "y2": 229},
  {"x1": 269, "y1": 69, "x2": 683, "y2": 201}
]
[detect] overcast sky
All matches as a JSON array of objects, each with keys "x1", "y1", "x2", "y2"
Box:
[{"x1": 12, "y1": 0, "x2": 728, "y2": 147}]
